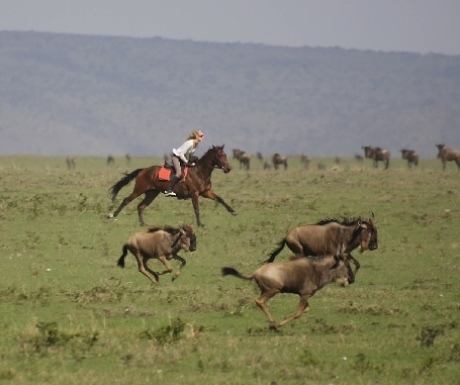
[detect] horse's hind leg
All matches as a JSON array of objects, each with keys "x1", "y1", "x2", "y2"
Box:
[{"x1": 137, "y1": 190, "x2": 160, "y2": 226}]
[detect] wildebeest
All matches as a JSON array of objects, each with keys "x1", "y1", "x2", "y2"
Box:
[
  {"x1": 272, "y1": 153, "x2": 288, "y2": 170},
  {"x1": 300, "y1": 154, "x2": 310, "y2": 169},
  {"x1": 401, "y1": 149, "x2": 419, "y2": 168},
  {"x1": 65, "y1": 157, "x2": 76, "y2": 170},
  {"x1": 317, "y1": 162, "x2": 326, "y2": 171},
  {"x1": 436, "y1": 143, "x2": 460, "y2": 171},
  {"x1": 117, "y1": 224, "x2": 196, "y2": 284},
  {"x1": 265, "y1": 215, "x2": 378, "y2": 275},
  {"x1": 232, "y1": 149, "x2": 250, "y2": 171},
  {"x1": 222, "y1": 255, "x2": 354, "y2": 329},
  {"x1": 354, "y1": 153, "x2": 364, "y2": 162},
  {"x1": 362, "y1": 145, "x2": 390, "y2": 169}
]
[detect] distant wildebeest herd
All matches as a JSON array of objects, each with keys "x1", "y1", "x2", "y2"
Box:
[
  {"x1": 106, "y1": 144, "x2": 384, "y2": 329},
  {"x1": 66, "y1": 143, "x2": 460, "y2": 173}
]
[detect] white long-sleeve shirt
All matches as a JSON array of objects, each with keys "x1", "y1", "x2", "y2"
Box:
[{"x1": 173, "y1": 139, "x2": 196, "y2": 163}]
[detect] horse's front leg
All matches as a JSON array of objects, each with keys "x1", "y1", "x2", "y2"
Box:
[
  {"x1": 200, "y1": 190, "x2": 237, "y2": 216},
  {"x1": 191, "y1": 194, "x2": 203, "y2": 227}
]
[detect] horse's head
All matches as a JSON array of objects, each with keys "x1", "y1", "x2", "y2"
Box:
[{"x1": 211, "y1": 145, "x2": 232, "y2": 173}]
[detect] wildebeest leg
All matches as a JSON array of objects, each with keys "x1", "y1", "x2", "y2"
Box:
[
  {"x1": 137, "y1": 190, "x2": 160, "y2": 226},
  {"x1": 255, "y1": 289, "x2": 279, "y2": 329},
  {"x1": 200, "y1": 190, "x2": 237, "y2": 216},
  {"x1": 170, "y1": 254, "x2": 186, "y2": 281},
  {"x1": 347, "y1": 253, "x2": 360, "y2": 275},
  {"x1": 136, "y1": 257, "x2": 159, "y2": 284},
  {"x1": 156, "y1": 255, "x2": 174, "y2": 277},
  {"x1": 276, "y1": 295, "x2": 310, "y2": 328}
]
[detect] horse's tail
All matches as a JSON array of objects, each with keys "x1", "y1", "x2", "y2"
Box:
[
  {"x1": 109, "y1": 168, "x2": 143, "y2": 201},
  {"x1": 117, "y1": 245, "x2": 129, "y2": 268},
  {"x1": 221, "y1": 267, "x2": 253, "y2": 280},
  {"x1": 264, "y1": 239, "x2": 286, "y2": 264}
]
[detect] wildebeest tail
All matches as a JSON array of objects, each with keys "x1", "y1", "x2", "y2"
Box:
[
  {"x1": 264, "y1": 239, "x2": 286, "y2": 263},
  {"x1": 109, "y1": 168, "x2": 143, "y2": 201},
  {"x1": 117, "y1": 245, "x2": 129, "y2": 268},
  {"x1": 221, "y1": 267, "x2": 253, "y2": 280}
]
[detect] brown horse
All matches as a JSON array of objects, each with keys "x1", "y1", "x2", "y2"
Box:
[
  {"x1": 108, "y1": 145, "x2": 237, "y2": 226},
  {"x1": 436, "y1": 143, "x2": 460, "y2": 171}
]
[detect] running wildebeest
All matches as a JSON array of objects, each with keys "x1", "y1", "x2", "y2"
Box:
[
  {"x1": 222, "y1": 254, "x2": 354, "y2": 329},
  {"x1": 265, "y1": 215, "x2": 378, "y2": 275},
  {"x1": 117, "y1": 224, "x2": 196, "y2": 284},
  {"x1": 362, "y1": 145, "x2": 390, "y2": 169},
  {"x1": 436, "y1": 143, "x2": 460, "y2": 171},
  {"x1": 108, "y1": 145, "x2": 236, "y2": 227},
  {"x1": 401, "y1": 149, "x2": 419, "y2": 168},
  {"x1": 272, "y1": 153, "x2": 288, "y2": 170}
]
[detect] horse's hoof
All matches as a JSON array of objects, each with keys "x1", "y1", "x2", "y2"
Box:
[
  {"x1": 231, "y1": 212, "x2": 238, "y2": 216},
  {"x1": 107, "y1": 213, "x2": 114, "y2": 219}
]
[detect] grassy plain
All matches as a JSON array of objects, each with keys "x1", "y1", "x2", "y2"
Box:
[{"x1": 0, "y1": 153, "x2": 459, "y2": 385}]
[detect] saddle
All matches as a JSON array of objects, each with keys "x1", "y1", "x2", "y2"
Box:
[{"x1": 159, "y1": 164, "x2": 189, "y2": 181}]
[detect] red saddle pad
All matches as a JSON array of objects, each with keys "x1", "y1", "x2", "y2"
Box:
[{"x1": 158, "y1": 167, "x2": 188, "y2": 181}]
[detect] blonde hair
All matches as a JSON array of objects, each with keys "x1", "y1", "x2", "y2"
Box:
[{"x1": 186, "y1": 129, "x2": 204, "y2": 140}]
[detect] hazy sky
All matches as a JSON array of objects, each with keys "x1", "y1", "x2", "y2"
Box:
[{"x1": 1, "y1": 0, "x2": 459, "y2": 55}]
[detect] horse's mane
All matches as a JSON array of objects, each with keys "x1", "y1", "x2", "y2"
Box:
[
  {"x1": 315, "y1": 217, "x2": 362, "y2": 226},
  {"x1": 147, "y1": 225, "x2": 180, "y2": 234},
  {"x1": 199, "y1": 145, "x2": 224, "y2": 159}
]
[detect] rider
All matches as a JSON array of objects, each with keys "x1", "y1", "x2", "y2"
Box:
[{"x1": 164, "y1": 129, "x2": 204, "y2": 197}]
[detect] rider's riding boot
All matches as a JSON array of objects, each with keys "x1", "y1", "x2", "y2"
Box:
[{"x1": 164, "y1": 175, "x2": 178, "y2": 196}]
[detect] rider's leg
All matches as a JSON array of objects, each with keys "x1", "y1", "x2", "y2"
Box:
[{"x1": 165, "y1": 156, "x2": 182, "y2": 196}]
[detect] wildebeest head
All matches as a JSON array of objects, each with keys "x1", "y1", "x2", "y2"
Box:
[
  {"x1": 357, "y1": 213, "x2": 378, "y2": 252},
  {"x1": 332, "y1": 257, "x2": 355, "y2": 287},
  {"x1": 436, "y1": 143, "x2": 445, "y2": 158},
  {"x1": 180, "y1": 224, "x2": 197, "y2": 252}
]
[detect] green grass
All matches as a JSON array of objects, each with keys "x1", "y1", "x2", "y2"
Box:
[{"x1": 0, "y1": 154, "x2": 459, "y2": 384}]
